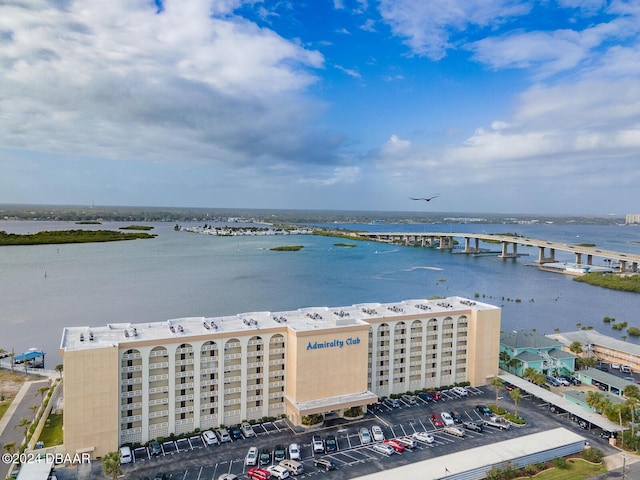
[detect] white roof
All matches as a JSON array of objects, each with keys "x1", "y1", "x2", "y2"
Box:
[
  {"x1": 356, "y1": 428, "x2": 585, "y2": 480},
  {"x1": 16, "y1": 460, "x2": 53, "y2": 480}
]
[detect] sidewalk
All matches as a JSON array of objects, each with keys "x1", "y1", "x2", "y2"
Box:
[
  {"x1": 587, "y1": 451, "x2": 640, "y2": 479},
  {"x1": 0, "y1": 377, "x2": 51, "y2": 479}
]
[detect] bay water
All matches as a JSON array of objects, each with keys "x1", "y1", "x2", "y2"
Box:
[{"x1": 2, "y1": 220, "x2": 640, "y2": 367}]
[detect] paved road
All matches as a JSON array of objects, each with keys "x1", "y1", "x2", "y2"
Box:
[{"x1": 0, "y1": 378, "x2": 50, "y2": 479}]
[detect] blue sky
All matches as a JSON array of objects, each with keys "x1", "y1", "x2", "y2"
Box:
[{"x1": 1, "y1": 0, "x2": 640, "y2": 214}]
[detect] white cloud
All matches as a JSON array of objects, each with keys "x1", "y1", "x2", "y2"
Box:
[{"x1": 0, "y1": 0, "x2": 334, "y2": 173}]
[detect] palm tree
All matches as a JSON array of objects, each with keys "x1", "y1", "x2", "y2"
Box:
[
  {"x1": 586, "y1": 391, "x2": 605, "y2": 413},
  {"x1": 29, "y1": 404, "x2": 39, "y2": 419},
  {"x1": 499, "y1": 351, "x2": 511, "y2": 370},
  {"x1": 102, "y1": 451, "x2": 122, "y2": 480},
  {"x1": 55, "y1": 364, "x2": 63, "y2": 378},
  {"x1": 491, "y1": 377, "x2": 504, "y2": 406},
  {"x1": 569, "y1": 341, "x2": 583, "y2": 355},
  {"x1": 623, "y1": 384, "x2": 640, "y2": 400},
  {"x1": 625, "y1": 396, "x2": 640, "y2": 437},
  {"x1": 37, "y1": 386, "x2": 49, "y2": 401},
  {"x1": 2, "y1": 442, "x2": 16, "y2": 455},
  {"x1": 14, "y1": 417, "x2": 31, "y2": 442},
  {"x1": 523, "y1": 367, "x2": 538, "y2": 383},
  {"x1": 507, "y1": 358, "x2": 522, "y2": 375},
  {"x1": 509, "y1": 388, "x2": 522, "y2": 417}
]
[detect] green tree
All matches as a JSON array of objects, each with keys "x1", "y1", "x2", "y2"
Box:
[
  {"x1": 55, "y1": 364, "x2": 63, "y2": 378},
  {"x1": 625, "y1": 396, "x2": 640, "y2": 437},
  {"x1": 586, "y1": 391, "x2": 606, "y2": 413},
  {"x1": 623, "y1": 384, "x2": 640, "y2": 400},
  {"x1": 14, "y1": 417, "x2": 30, "y2": 442},
  {"x1": 509, "y1": 388, "x2": 523, "y2": 417},
  {"x1": 101, "y1": 451, "x2": 122, "y2": 480},
  {"x1": 523, "y1": 367, "x2": 538, "y2": 382},
  {"x1": 37, "y1": 386, "x2": 49, "y2": 401},
  {"x1": 2, "y1": 441, "x2": 16, "y2": 455},
  {"x1": 491, "y1": 377, "x2": 504, "y2": 406},
  {"x1": 569, "y1": 341, "x2": 583, "y2": 355},
  {"x1": 29, "y1": 404, "x2": 39, "y2": 419}
]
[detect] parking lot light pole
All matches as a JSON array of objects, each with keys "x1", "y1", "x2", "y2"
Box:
[{"x1": 621, "y1": 454, "x2": 628, "y2": 480}]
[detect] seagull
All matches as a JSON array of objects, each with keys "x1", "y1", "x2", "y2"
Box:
[{"x1": 410, "y1": 194, "x2": 439, "y2": 202}]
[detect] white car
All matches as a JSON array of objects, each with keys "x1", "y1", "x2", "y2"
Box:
[
  {"x1": 312, "y1": 435, "x2": 325, "y2": 453},
  {"x1": 412, "y1": 431, "x2": 434, "y2": 444},
  {"x1": 372, "y1": 443, "x2": 395, "y2": 455},
  {"x1": 202, "y1": 430, "x2": 219, "y2": 446},
  {"x1": 359, "y1": 427, "x2": 372, "y2": 444},
  {"x1": 288, "y1": 443, "x2": 301, "y2": 460},
  {"x1": 441, "y1": 412, "x2": 455, "y2": 426},
  {"x1": 612, "y1": 362, "x2": 621, "y2": 370},
  {"x1": 371, "y1": 425, "x2": 385, "y2": 442},
  {"x1": 555, "y1": 377, "x2": 570, "y2": 386},
  {"x1": 245, "y1": 447, "x2": 258, "y2": 466},
  {"x1": 267, "y1": 465, "x2": 290, "y2": 480},
  {"x1": 451, "y1": 386, "x2": 468, "y2": 396},
  {"x1": 241, "y1": 422, "x2": 256, "y2": 438}
]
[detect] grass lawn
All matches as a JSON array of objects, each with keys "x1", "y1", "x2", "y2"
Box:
[
  {"x1": 38, "y1": 412, "x2": 63, "y2": 447},
  {"x1": 533, "y1": 459, "x2": 607, "y2": 480}
]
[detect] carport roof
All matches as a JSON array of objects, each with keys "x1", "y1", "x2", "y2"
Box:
[
  {"x1": 580, "y1": 367, "x2": 636, "y2": 391},
  {"x1": 287, "y1": 390, "x2": 378, "y2": 416},
  {"x1": 499, "y1": 373, "x2": 624, "y2": 432}
]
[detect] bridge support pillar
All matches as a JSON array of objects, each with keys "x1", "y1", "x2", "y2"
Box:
[
  {"x1": 537, "y1": 247, "x2": 556, "y2": 263},
  {"x1": 620, "y1": 260, "x2": 627, "y2": 272},
  {"x1": 463, "y1": 237, "x2": 480, "y2": 253},
  {"x1": 499, "y1": 241, "x2": 517, "y2": 258},
  {"x1": 575, "y1": 253, "x2": 582, "y2": 264},
  {"x1": 632, "y1": 262, "x2": 638, "y2": 273},
  {"x1": 587, "y1": 254, "x2": 593, "y2": 265},
  {"x1": 438, "y1": 236, "x2": 454, "y2": 250}
]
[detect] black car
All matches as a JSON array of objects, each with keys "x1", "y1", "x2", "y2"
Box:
[
  {"x1": 259, "y1": 449, "x2": 271, "y2": 466},
  {"x1": 504, "y1": 382, "x2": 515, "y2": 391},
  {"x1": 595, "y1": 364, "x2": 609, "y2": 372},
  {"x1": 450, "y1": 411, "x2": 463, "y2": 423},
  {"x1": 229, "y1": 425, "x2": 243, "y2": 441},
  {"x1": 417, "y1": 392, "x2": 434, "y2": 402},
  {"x1": 148, "y1": 440, "x2": 162, "y2": 456},
  {"x1": 324, "y1": 435, "x2": 337, "y2": 453},
  {"x1": 313, "y1": 458, "x2": 336, "y2": 471},
  {"x1": 475, "y1": 405, "x2": 492, "y2": 417},
  {"x1": 273, "y1": 444, "x2": 286, "y2": 463}
]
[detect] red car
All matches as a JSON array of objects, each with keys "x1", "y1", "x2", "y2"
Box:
[
  {"x1": 431, "y1": 413, "x2": 444, "y2": 428},
  {"x1": 384, "y1": 439, "x2": 405, "y2": 453},
  {"x1": 247, "y1": 467, "x2": 272, "y2": 480},
  {"x1": 427, "y1": 391, "x2": 442, "y2": 401}
]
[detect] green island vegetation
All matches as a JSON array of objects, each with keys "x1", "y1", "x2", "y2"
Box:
[
  {"x1": 312, "y1": 228, "x2": 373, "y2": 241},
  {"x1": 334, "y1": 242, "x2": 356, "y2": 247},
  {"x1": 574, "y1": 272, "x2": 640, "y2": 293},
  {"x1": 270, "y1": 245, "x2": 304, "y2": 251},
  {"x1": 75, "y1": 220, "x2": 101, "y2": 224},
  {"x1": 119, "y1": 225, "x2": 155, "y2": 231},
  {"x1": 0, "y1": 229, "x2": 156, "y2": 246},
  {"x1": 575, "y1": 243, "x2": 596, "y2": 247}
]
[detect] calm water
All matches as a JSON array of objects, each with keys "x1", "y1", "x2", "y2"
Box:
[{"x1": 2, "y1": 220, "x2": 640, "y2": 367}]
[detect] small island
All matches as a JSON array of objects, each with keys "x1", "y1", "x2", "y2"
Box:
[
  {"x1": 270, "y1": 245, "x2": 304, "y2": 251},
  {"x1": 119, "y1": 225, "x2": 155, "y2": 231},
  {"x1": 0, "y1": 229, "x2": 156, "y2": 246},
  {"x1": 75, "y1": 220, "x2": 101, "y2": 224}
]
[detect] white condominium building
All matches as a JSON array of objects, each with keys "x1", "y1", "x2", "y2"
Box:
[{"x1": 60, "y1": 296, "x2": 500, "y2": 457}]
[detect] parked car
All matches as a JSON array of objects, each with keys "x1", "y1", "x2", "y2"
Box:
[
  {"x1": 279, "y1": 459, "x2": 304, "y2": 476},
  {"x1": 383, "y1": 397, "x2": 400, "y2": 408},
  {"x1": 427, "y1": 391, "x2": 442, "y2": 401},
  {"x1": 266, "y1": 465, "x2": 290, "y2": 480},
  {"x1": 451, "y1": 386, "x2": 468, "y2": 396},
  {"x1": 247, "y1": 467, "x2": 271, "y2": 480},
  {"x1": 359, "y1": 428, "x2": 372, "y2": 444},
  {"x1": 555, "y1": 377, "x2": 570, "y2": 386},
  {"x1": 371, "y1": 425, "x2": 385, "y2": 442},
  {"x1": 622, "y1": 365, "x2": 633, "y2": 374},
  {"x1": 312, "y1": 435, "x2": 325, "y2": 453},
  {"x1": 462, "y1": 421, "x2": 483, "y2": 433},
  {"x1": 412, "y1": 431, "x2": 434, "y2": 443},
  {"x1": 504, "y1": 382, "x2": 515, "y2": 391},
  {"x1": 417, "y1": 392, "x2": 434, "y2": 402},
  {"x1": 217, "y1": 475, "x2": 238, "y2": 480},
  {"x1": 241, "y1": 422, "x2": 256, "y2": 438},
  {"x1": 595, "y1": 364, "x2": 609, "y2": 372},
  {"x1": 312, "y1": 458, "x2": 336, "y2": 471},
  {"x1": 396, "y1": 436, "x2": 417, "y2": 449},
  {"x1": 383, "y1": 439, "x2": 405, "y2": 452},
  {"x1": 441, "y1": 411, "x2": 455, "y2": 426},
  {"x1": 611, "y1": 362, "x2": 621, "y2": 370},
  {"x1": 443, "y1": 426, "x2": 465, "y2": 437},
  {"x1": 450, "y1": 410, "x2": 463, "y2": 423},
  {"x1": 370, "y1": 402, "x2": 384, "y2": 412},
  {"x1": 288, "y1": 443, "x2": 301, "y2": 460},
  {"x1": 402, "y1": 394, "x2": 417, "y2": 405},
  {"x1": 259, "y1": 448, "x2": 272, "y2": 466},
  {"x1": 324, "y1": 436, "x2": 337, "y2": 453},
  {"x1": 546, "y1": 376, "x2": 561, "y2": 387},
  {"x1": 119, "y1": 446, "x2": 132, "y2": 464},
  {"x1": 202, "y1": 430, "x2": 219, "y2": 445},
  {"x1": 273, "y1": 445, "x2": 286, "y2": 463},
  {"x1": 229, "y1": 425, "x2": 243, "y2": 441},
  {"x1": 148, "y1": 440, "x2": 162, "y2": 456},
  {"x1": 476, "y1": 405, "x2": 493, "y2": 417},
  {"x1": 216, "y1": 428, "x2": 232, "y2": 443},
  {"x1": 246, "y1": 447, "x2": 259, "y2": 466},
  {"x1": 372, "y1": 443, "x2": 395, "y2": 455},
  {"x1": 431, "y1": 413, "x2": 444, "y2": 428}
]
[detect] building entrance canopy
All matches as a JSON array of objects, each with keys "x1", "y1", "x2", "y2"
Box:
[
  {"x1": 289, "y1": 390, "x2": 378, "y2": 416},
  {"x1": 499, "y1": 373, "x2": 623, "y2": 432}
]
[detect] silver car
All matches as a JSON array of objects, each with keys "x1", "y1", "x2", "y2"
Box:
[{"x1": 359, "y1": 427, "x2": 372, "y2": 444}]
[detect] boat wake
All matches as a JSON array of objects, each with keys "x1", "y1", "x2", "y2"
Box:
[
  {"x1": 405, "y1": 266, "x2": 444, "y2": 271},
  {"x1": 374, "y1": 249, "x2": 399, "y2": 254}
]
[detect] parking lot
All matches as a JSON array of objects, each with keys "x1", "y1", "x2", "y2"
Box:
[{"x1": 117, "y1": 385, "x2": 620, "y2": 480}]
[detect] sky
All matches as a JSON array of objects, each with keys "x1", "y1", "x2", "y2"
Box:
[{"x1": 1, "y1": 0, "x2": 640, "y2": 215}]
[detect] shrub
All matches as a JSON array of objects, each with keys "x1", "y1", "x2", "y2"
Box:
[
  {"x1": 582, "y1": 447, "x2": 603, "y2": 463},
  {"x1": 343, "y1": 406, "x2": 363, "y2": 418},
  {"x1": 301, "y1": 414, "x2": 323, "y2": 426},
  {"x1": 552, "y1": 457, "x2": 569, "y2": 469}
]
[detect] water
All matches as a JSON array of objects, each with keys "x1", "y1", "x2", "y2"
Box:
[{"x1": 1, "y1": 220, "x2": 640, "y2": 367}]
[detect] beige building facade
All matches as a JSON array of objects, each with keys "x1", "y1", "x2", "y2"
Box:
[{"x1": 61, "y1": 296, "x2": 500, "y2": 458}]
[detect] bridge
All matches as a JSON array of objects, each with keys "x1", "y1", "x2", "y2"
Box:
[{"x1": 356, "y1": 232, "x2": 640, "y2": 272}]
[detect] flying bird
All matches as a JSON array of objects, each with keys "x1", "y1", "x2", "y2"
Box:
[{"x1": 410, "y1": 194, "x2": 440, "y2": 202}]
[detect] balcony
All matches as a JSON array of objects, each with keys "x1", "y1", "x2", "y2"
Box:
[
  {"x1": 149, "y1": 349, "x2": 168, "y2": 358},
  {"x1": 149, "y1": 362, "x2": 169, "y2": 370},
  {"x1": 121, "y1": 352, "x2": 142, "y2": 360},
  {"x1": 149, "y1": 398, "x2": 169, "y2": 406}
]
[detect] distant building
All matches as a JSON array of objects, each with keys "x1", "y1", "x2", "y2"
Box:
[
  {"x1": 61, "y1": 296, "x2": 501, "y2": 458},
  {"x1": 499, "y1": 330, "x2": 576, "y2": 376},
  {"x1": 625, "y1": 214, "x2": 640, "y2": 225}
]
